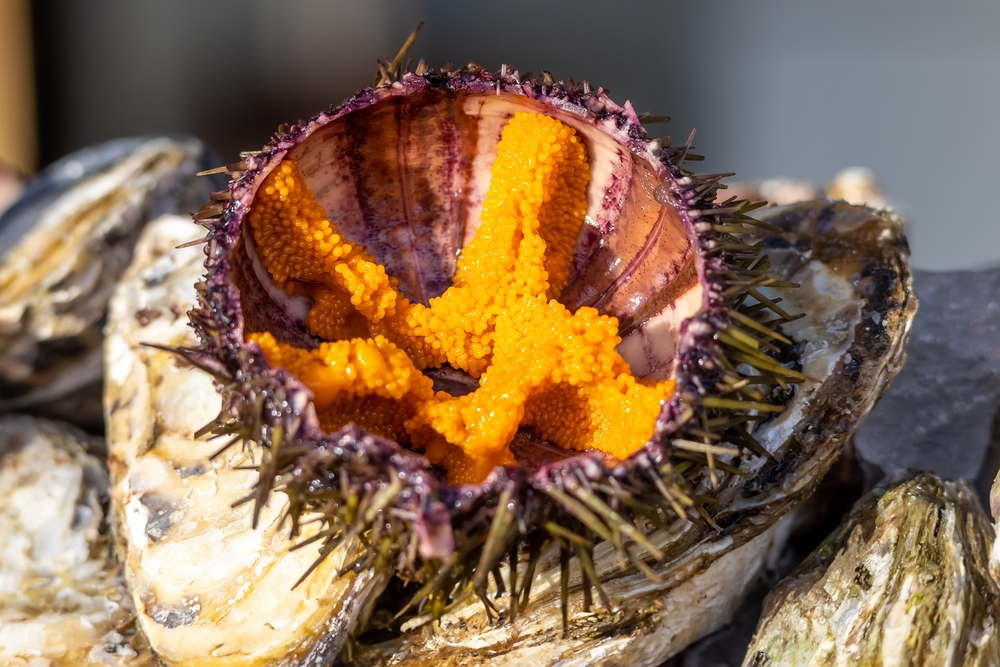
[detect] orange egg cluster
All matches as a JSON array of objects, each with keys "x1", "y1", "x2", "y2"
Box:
[
  {"x1": 248, "y1": 161, "x2": 400, "y2": 327},
  {"x1": 246, "y1": 112, "x2": 675, "y2": 484}
]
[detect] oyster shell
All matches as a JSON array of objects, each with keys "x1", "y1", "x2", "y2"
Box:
[
  {"x1": 727, "y1": 166, "x2": 889, "y2": 210},
  {"x1": 743, "y1": 472, "x2": 1000, "y2": 666},
  {"x1": 0, "y1": 414, "x2": 150, "y2": 665},
  {"x1": 990, "y1": 469, "x2": 1000, "y2": 584},
  {"x1": 0, "y1": 137, "x2": 219, "y2": 429},
  {"x1": 104, "y1": 215, "x2": 385, "y2": 666},
  {"x1": 349, "y1": 199, "x2": 916, "y2": 666}
]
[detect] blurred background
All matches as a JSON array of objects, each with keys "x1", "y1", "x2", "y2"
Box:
[{"x1": 2, "y1": 0, "x2": 998, "y2": 270}]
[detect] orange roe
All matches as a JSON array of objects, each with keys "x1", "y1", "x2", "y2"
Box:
[
  {"x1": 246, "y1": 112, "x2": 675, "y2": 484},
  {"x1": 247, "y1": 162, "x2": 400, "y2": 328}
]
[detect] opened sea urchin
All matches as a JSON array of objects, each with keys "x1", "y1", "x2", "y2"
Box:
[
  {"x1": 187, "y1": 62, "x2": 915, "y2": 664},
  {"x1": 244, "y1": 110, "x2": 676, "y2": 484}
]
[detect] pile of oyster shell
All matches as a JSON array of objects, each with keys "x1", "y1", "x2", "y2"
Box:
[{"x1": 0, "y1": 69, "x2": 997, "y2": 667}]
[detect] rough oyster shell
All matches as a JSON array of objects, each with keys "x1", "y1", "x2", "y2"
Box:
[
  {"x1": 743, "y1": 472, "x2": 1000, "y2": 666},
  {"x1": 0, "y1": 414, "x2": 150, "y2": 665},
  {"x1": 349, "y1": 199, "x2": 916, "y2": 666},
  {"x1": 990, "y1": 469, "x2": 1000, "y2": 584},
  {"x1": 104, "y1": 216, "x2": 385, "y2": 666},
  {"x1": 0, "y1": 137, "x2": 219, "y2": 429}
]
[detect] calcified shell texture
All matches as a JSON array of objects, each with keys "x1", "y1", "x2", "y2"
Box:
[
  {"x1": 744, "y1": 472, "x2": 1000, "y2": 666},
  {"x1": 105, "y1": 216, "x2": 382, "y2": 667},
  {"x1": 0, "y1": 414, "x2": 150, "y2": 665},
  {"x1": 188, "y1": 63, "x2": 915, "y2": 662}
]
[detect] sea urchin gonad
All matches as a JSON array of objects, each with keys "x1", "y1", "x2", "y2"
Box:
[
  {"x1": 186, "y1": 61, "x2": 915, "y2": 664},
  {"x1": 244, "y1": 111, "x2": 676, "y2": 485}
]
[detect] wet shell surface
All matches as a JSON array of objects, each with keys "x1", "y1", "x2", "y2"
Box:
[
  {"x1": 0, "y1": 137, "x2": 219, "y2": 429},
  {"x1": 990, "y1": 469, "x2": 1000, "y2": 586},
  {"x1": 185, "y1": 62, "x2": 918, "y2": 665},
  {"x1": 104, "y1": 216, "x2": 385, "y2": 666},
  {"x1": 0, "y1": 414, "x2": 150, "y2": 666},
  {"x1": 743, "y1": 472, "x2": 1000, "y2": 666}
]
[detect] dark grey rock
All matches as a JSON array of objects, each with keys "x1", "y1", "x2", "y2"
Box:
[{"x1": 854, "y1": 269, "x2": 1000, "y2": 487}]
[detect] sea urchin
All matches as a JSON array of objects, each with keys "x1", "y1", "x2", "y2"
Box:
[{"x1": 185, "y1": 59, "x2": 914, "y2": 663}]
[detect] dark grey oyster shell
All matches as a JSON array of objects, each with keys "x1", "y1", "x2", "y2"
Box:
[{"x1": 0, "y1": 136, "x2": 221, "y2": 429}]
